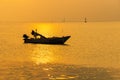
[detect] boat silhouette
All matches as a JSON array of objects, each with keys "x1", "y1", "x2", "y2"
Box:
[{"x1": 23, "y1": 30, "x2": 71, "y2": 44}]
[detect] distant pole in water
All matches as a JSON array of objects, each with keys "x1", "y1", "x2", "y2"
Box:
[
  {"x1": 63, "y1": 17, "x2": 66, "y2": 22},
  {"x1": 85, "y1": 17, "x2": 87, "y2": 23}
]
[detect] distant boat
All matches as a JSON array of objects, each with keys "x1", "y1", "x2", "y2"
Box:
[
  {"x1": 84, "y1": 18, "x2": 87, "y2": 23},
  {"x1": 23, "y1": 30, "x2": 71, "y2": 44}
]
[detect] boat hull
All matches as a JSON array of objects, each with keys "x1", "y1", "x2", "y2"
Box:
[{"x1": 24, "y1": 36, "x2": 71, "y2": 44}]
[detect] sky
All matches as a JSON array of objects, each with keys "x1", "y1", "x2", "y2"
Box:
[{"x1": 0, "y1": 0, "x2": 120, "y2": 22}]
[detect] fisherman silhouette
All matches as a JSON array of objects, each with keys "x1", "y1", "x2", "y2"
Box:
[
  {"x1": 31, "y1": 30, "x2": 38, "y2": 39},
  {"x1": 23, "y1": 34, "x2": 29, "y2": 39},
  {"x1": 31, "y1": 29, "x2": 46, "y2": 39}
]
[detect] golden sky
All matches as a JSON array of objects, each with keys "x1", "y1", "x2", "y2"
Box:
[{"x1": 0, "y1": 0, "x2": 120, "y2": 22}]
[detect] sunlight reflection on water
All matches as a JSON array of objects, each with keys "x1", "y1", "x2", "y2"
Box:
[{"x1": 31, "y1": 45, "x2": 55, "y2": 64}]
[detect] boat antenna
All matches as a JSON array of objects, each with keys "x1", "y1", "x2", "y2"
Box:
[{"x1": 85, "y1": 17, "x2": 87, "y2": 23}]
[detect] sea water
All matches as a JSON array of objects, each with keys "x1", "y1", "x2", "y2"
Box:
[{"x1": 0, "y1": 22, "x2": 120, "y2": 80}]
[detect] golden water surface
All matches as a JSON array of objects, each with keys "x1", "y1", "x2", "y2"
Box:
[{"x1": 0, "y1": 22, "x2": 120, "y2": 80}]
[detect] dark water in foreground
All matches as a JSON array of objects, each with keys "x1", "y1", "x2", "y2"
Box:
[
  {"x1": 0, "y1": 22, "x2": 120, "y2": 80},
  {"x1": 0, "y1": 63, "x2": 120, "y2": 80}
]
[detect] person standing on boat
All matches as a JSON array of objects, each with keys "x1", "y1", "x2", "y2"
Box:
[{"x1": 31, "y1": 29, "x2": 38, "y2": 39}]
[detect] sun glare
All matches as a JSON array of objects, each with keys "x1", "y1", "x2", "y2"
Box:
[
  {"x1": 37, "y1": 24, "x2": 52, "y2": 33},
  {"x1": 32, "y1": 23, "x2": 58, "y2": 37}
]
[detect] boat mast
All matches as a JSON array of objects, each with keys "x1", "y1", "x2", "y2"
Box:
[{"x1": 35, "y1": 29, "x2": 37, "y2": 33}]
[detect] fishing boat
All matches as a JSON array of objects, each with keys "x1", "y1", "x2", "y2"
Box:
[{"x1": 23, "y1": 30, "x2": 71, "y2": 44}]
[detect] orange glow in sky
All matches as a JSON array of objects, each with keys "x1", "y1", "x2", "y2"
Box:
[{"x1": 0, "y1": 0, "x2": 119, "y2": 21}]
